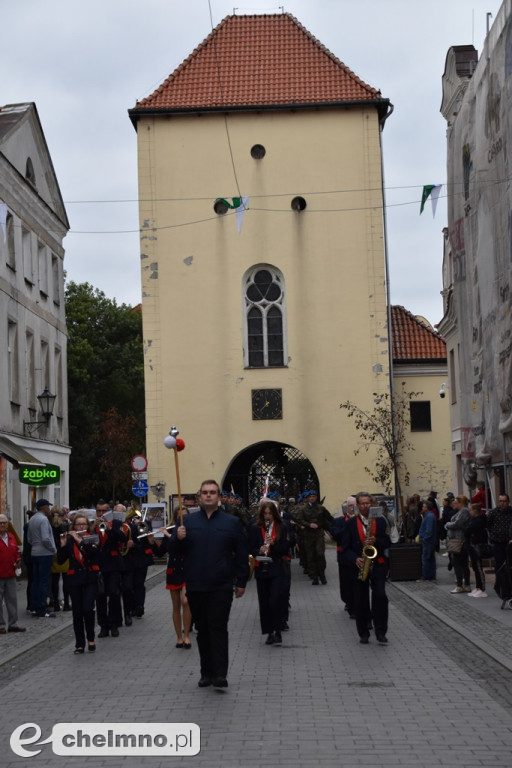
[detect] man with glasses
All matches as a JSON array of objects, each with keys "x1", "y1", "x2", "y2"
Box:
[
  {"x1": 174, "y1": 480, "x2": 249, "y2": 689},
  {"x1": 0, "y1": 515, "x2": 25, "y2": 633}
]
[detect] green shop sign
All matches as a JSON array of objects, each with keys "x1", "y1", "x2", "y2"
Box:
[{"x1": 19, "y1": 463, "x2": 61, "y2": 486}]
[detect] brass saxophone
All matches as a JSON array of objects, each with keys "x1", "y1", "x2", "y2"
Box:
[{"x1": 359, "y1": 539, "x2": 378, "y2": 581}]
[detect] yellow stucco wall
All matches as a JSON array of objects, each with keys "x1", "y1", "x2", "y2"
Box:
[
  {"x1": 136, "y1": 107, "x2": 390, "y2": 509},
  {"x1": 396, "y1": 372, "x2": 453, "y2": 499}
]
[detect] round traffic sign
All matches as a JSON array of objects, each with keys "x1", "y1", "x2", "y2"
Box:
[
  {"x1": 131, "y1": 455, "x2": 148, "y2": 472},
  {"x1": 132, "y1": 479, "x2": 149, "y2": 497}
]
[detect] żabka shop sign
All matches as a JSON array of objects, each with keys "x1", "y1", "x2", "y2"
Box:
[{"x1": 19, "y1": 464, "x2": 61, "y2": 486}]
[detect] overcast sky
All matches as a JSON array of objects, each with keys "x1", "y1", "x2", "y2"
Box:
[{"x1": 1, "y1": 0, "x2": 503, "y2": 325}]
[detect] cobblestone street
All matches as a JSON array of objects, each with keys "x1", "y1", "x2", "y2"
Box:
[{"x1": 1, "y1": 546, "x2": 511, "y2": 767}]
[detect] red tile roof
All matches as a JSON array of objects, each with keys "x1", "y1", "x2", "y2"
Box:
[
  {"x1": 391, "y1": 306, "x2": 446, "y2": 362},
  {"x1": 131, "y1": 13, "x2": 387, "y2": 114}
]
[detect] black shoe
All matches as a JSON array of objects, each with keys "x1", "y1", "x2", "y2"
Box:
[
  {"x1": 273, "y1": 631, "x2": 282, "y2": 645},
  {"x1": 312, "y1": 579, "x2": 319, "y2": 586},
  {"x1": 198, "y1": 677, "x2": 212, "y2": 688},
  {"x1": 110, "y1": 627, "x2": 120, "y2": 637},
  {"x1": 376, "y1": 634, "x2": 388, "y2": 644},
  {"x1": 320, "y1": 577, "x2": 327, "y2": 585},
  {"x1": 212, "y1": 677, "x2": 228, "y2": 688},
  {"x1": 125, "y1": 616, "x2": 133, "y2": 627},
  {"x1": 265, "y1": 633, "x2": 275, "y2": 645},
  {"x1": 98, "y1": 628, "x2": 109, "y2": 638},
  {"x1": 88, "y1": 642, "x2": 96, "y2": 652},
  {"x1": 359, "y1": 636, "x2": 369, "y2": 644}
]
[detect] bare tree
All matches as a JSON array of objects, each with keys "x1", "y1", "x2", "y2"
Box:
[{"x1": 340, "y1": 383, "x2": 422, "y2": 501}]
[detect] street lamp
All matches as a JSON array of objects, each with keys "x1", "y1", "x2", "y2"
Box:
[{"x1": 23, "y1": 388, "x2": 57, "y2": 435}]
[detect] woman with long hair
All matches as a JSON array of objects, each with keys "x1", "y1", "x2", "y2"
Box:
[
  {"x1": 249, "y1": 499, "x2": 289, "y2": 646},
  {"x1": 58, "y1": 513, "x2": 99, "y2": 654},
  {"x1": 150, "y1": 508, "x2": 192, "y2": 649}
]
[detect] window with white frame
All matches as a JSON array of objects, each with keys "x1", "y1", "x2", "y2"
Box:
[
  {"x1": 8, "y1": 320, "x2": 20, "y2": 403},
  {"x1": 22, "y1": 228, "x2": 33, "y2": 284},
  {"x1": 243, "y1": 265, "x2": 286, "y2": 367},
  {"x1": 38, "y1": 241, "x2": 48, "y2": 296}
]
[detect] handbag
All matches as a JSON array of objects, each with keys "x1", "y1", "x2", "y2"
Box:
[{"x1": 446, "y1": 538, "x2": 463, "y2": 554}]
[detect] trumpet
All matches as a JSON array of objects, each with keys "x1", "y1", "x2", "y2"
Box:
[
  {"x1": 97, "y1": 521, "x2": 108, "y2": 534},
  {"x1": 137, "y1": 524, "x2": 176, "y2": 539}
]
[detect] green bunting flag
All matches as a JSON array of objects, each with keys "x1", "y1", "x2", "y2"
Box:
[{"x1": 420, "y1": 184, "x2": 443, "y2": 217}]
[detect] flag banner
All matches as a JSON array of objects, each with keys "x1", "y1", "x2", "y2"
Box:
[
  {"x1": 430, "y1": 184, "x2": 443, "y2": 218},
  {"x1": 235, "y1": 197, "x2": 249, "y2": 233}
]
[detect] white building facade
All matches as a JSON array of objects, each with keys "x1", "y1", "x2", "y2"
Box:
[{"x1": 0, "y1": 103, "x2": 70, "y2": 536}]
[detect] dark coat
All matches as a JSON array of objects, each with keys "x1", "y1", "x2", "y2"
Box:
[
  {"x1": 248, "y1": 522, "x2": 289, "y2": 580},
  {"x1": 340, "y1": 514, "x2": 390, "y2": 571},
  {"x1": 170, "y1": 507, "x2": 249, "y2": 591}
]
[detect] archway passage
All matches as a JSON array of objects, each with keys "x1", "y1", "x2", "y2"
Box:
[{"x1": 223, "y1": 441, "x2": 319, "y2": 508}]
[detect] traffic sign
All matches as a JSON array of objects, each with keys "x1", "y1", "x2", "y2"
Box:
[
  {"x1": 132, "y1": 479, "x2": 149, "y2": 497},
  {"x1": 131, "y1": 455, "x2": 148, "y2": 472},
  {"x1": 131, "y1": 471, "x2": 148, "y2": 481}
]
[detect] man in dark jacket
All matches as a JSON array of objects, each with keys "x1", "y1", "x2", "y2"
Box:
[
  {"x1": 341, "y1": 492, "x2": 390, "y2": 645},
  {"x1": 487, "y1": 493, "x2": 512, "y2": 577},
  {"x1": 174, "y1": 479, "x2": 249, "y2": 689}
]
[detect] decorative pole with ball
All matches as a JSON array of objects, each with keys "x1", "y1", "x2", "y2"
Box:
[{"x1": 163, "y1": 425, "x2": 186, "y2": 524}]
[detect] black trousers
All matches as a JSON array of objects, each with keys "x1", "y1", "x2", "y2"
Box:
[
  {"x1": 187, "y1": 589, "x2": 233, "y2": 679},
  {"x1": 256, "y1": 573, "x2": 285, "y2": 634},
  {"x1": 350, "y1": 566, "x2": 388, "y2": 638},
  {"x1": 69, "y1": 582, "x2": 97, "y2": 647},
  {"x1": 338, "y1": 561, "x2": 354, "y2": 614},
  {"x1": 96, "y1": 570, "x2": 122, "y2": 629}
]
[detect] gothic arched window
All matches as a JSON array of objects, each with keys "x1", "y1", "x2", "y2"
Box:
[{"x1": 243, "y1": 266, "x2": 286, "y2": 367}]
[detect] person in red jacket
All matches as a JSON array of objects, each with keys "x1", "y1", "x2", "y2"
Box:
[{"x1": 0, "y1": 514, "x2": 26, "y2": 633}]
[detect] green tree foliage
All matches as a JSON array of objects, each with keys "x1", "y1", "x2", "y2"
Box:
[
  {"x1": 339, "y1": 383, "x2": 421, "y2": 497},
  {"x1": 65, "y1": 282, "x2": 144, "y2": 506}
]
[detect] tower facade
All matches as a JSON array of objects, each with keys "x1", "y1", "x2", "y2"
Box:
[{"x1": 129, "y1": 14, "x2": 392, "y2": 508}]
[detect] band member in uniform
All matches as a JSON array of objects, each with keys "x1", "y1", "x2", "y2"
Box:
[
  {"x1": 341, "y1": 492, "x2": 390, "y2": 645},
  {"x1": 94, "y1": 500, "x2": 127, "y2": 638},
  {"x1": 128, "y1": 510, "x2": 154, "y2": 618},
  {"x1": 150, "y1": 508, "x2": 192, "y2": 649},
  {"x1": 58, "y1": 513, "x2": 100, "y2": 653},
  {"x1": 330, "y1": 496, "x2": 357, "y2": 617},
  {"x1": 249, "y1": 499, "x2": 289, "y2": 645}
]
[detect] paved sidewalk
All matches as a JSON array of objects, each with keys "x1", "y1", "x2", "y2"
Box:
[
  {"x1": 393, "y1": 547, "x2": 512, "y2": 673},
  {"x1": 1, "y1": 547, "x2": 511, "y2": 767}
]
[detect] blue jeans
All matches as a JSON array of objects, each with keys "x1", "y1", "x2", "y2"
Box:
[
  {"x1": 30, "y1": 555, "x2": 54, "y2": 615},
  {"x1": 421, "y1": 541, "x2": 436, "y2": 580}
]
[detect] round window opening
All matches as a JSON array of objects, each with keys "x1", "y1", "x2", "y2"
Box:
[
  {"x1": 213, "y1": 199, "x2": 229, "y2": 215},
  {"x1": 250, "y1": 144, "x2": 266, "y2": 159}
]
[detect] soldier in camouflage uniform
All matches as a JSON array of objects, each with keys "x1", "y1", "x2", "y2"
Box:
[{"x1": 294, "y1": 490, "x2": 333, "y2": 584}]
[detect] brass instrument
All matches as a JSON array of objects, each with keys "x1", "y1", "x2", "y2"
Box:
[
  {"x1": 359, "y1": 541, "x2": 377, "y2": 581},
  {"x1": 137, "y1": 524, "x2": 176, "y2": 539},
  {"x1": 97, "y1": 520, "x2": 108, "y2": 534},
  {"x1": 136, "y1": 520, "x2": 149, "y2": 535}
]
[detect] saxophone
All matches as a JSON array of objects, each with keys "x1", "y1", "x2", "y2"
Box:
[{"x1": 359, "y1": 519, "x2": 378, "y2": 581}]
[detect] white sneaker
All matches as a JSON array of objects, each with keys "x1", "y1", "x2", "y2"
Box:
[
  {"x1": 450, "y1": 586, "x2": 464, "y2": 594},
  {"x1": 468, "y1": 589, "x2": 481, "y2": 597},
  {"x1": 474, "y1": 591, "x2": 488, "y2": 598}
]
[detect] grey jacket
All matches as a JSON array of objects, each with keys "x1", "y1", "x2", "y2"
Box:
[{"x1": 27, "y1": 512, "x2": 57, "y2": 556}]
